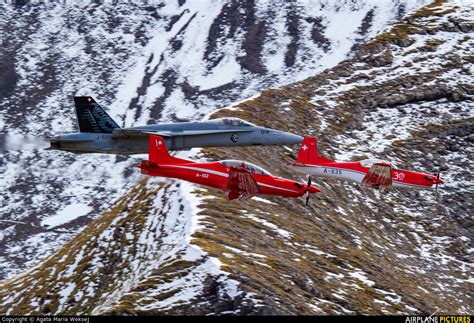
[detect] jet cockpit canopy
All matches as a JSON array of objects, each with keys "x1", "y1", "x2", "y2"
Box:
[{"x1": 209, "y1": 117, "x2": 256, "y2": 127}]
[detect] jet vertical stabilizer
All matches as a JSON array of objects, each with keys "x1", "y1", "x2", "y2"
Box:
[{"x1": 74, "y1": 96, "x2": 120, "y2": 133}]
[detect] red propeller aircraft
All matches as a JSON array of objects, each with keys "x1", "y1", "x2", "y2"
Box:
[
  {"x1": 136, "y1": 135, "x2": 320, "y2": 203},
  {"x1": 290, "y1": 137, "x2": 443, "y2": 192}
]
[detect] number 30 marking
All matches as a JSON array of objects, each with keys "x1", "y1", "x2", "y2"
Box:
[{"x1": 393, "y1": 172, "x2": 405, "y2": 181}]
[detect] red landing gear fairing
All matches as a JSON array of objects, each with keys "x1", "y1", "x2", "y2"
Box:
[
  {"x1": 136, "y1": 135, "x2": 320, "y2": 202},
  {"x1": 290, "y1": 137, "x2": 443, "y2": 192}
]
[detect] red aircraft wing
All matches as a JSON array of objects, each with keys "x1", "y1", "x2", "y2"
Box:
[
  {"x1": 362, "y1": 163, "x2": 392, "y2": 191},
  {"x1": 226, "y1": 167, "x2": 260, "y2": 201}
]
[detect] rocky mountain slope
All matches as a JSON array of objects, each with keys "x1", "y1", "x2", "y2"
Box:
[
  {"x1": 0, "y1": 0, "x2": 472, "y2": 315},
  {"x1": 0, "y1": 0, "x2": 428, "y2": 281}
]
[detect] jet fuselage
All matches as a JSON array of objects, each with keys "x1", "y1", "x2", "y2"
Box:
[
  {"x1": 50, "y1": 124, "x2": 302, "y2": 154},
  {"x1": 47, "y1": 97, "x2": 303, "y2": 154}
]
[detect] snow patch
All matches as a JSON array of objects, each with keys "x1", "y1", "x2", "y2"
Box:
[
  {"x1": 41, "y1": 203, "x2": 92, "y2": 229},
  {"x1": 349, "y1": 270, "x2": 375, "y2": 287}
]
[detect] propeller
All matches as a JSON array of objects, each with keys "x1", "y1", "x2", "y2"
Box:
[
  {"x1": 305, "y1": 176, "x2": 312, "y2": 206},
  {"x1": 435, "y1": 169, "x2": 441, "y2": 193}
]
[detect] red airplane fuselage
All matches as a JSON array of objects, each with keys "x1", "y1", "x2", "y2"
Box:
[
  {"x1": 139, "y1": 160, "x2": 316, "y2": 198},
  {"x1": 291, "y1": 160, "x2": 442, "y2": 189},
  {"x1": 137, "y1": 135, "x2": 319, "y2": 201},
  {"x1": 291, "y1": 137, "x2": 443, "y2": 190}
]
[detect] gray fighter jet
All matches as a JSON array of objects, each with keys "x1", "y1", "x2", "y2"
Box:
[{"x1": 47, "y1": 97, "x2": 302, "y2": 154}]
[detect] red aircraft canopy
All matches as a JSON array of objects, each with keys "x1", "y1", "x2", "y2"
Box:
[
  {"x1": 360, "y1": 158, "x2": 398, "y2": 169},
  {"x1": 219, "y1": 160, "x2": 271, "y2": 176}
]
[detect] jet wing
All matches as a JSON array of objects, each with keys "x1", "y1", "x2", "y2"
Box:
[
  {"x1": 50, "y1": 138, "x2": 94, "y2": 142},
  {"x1": 111, "y1": 129, "x2": 171, "y2": 138},
  {"x1": 226, "y1": 167, "x2": 260, "y2": 201},
  {"x1": 111, "y1": 128, "x2": 253, "y2": 138},
  {"x1": 362, "y1": 163, "x2": 392, "y2": 191}
]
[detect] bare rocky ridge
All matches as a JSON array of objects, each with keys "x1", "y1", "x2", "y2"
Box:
[{"x1": 0, "y1": 0, "x2": 471, "y2": 315}]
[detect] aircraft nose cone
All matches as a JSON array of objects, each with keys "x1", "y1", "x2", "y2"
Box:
[
  {"x1": 281, "y1": 132, "x2": 303, "y2": 145},
  {"x1": 308, "y1": 185, "x2": 320, "y2": 193}
]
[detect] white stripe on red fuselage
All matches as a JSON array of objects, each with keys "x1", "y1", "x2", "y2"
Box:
[
  {"x1": 163, "y1": 164, "x2": 302, "y2": 194},
  {"x1": 290, "y1": 164, "x2": 430, "y2": 190}
]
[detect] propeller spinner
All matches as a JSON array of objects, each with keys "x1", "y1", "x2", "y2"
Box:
[{"x1": 435, "y1": 169, "x2": 441, "y2": 193}]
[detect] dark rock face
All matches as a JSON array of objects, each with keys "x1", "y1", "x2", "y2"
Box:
[
  {"x1": 204, "y1": 0, "x2": 270, "y2": 75},
  {"x1": 360, "y1": 48, "x2": 394, "y2": 67},
  {"x1": 307, "y1": 17, "x2": 331, "y2": 52},
  {"x1": 284, "y1": 7, "x2": 300, "y2": 68},
  {"x1": 0, "y1": 55, "x2": 18, "y2": 101}
]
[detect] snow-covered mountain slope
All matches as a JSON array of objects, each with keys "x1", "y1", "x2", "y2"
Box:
[
  {"x1": 1, "y1": 0, "x2": 471, "y2": 315},
  {"x1": 0, "y1": 0, "x2": 429, "y2": 281},
  {"x1": 0, "y1": 178, "x2": 255, "y2": 315}
]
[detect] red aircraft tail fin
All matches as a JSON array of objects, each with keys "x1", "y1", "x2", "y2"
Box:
[
  {"x1": 296, "y1": 137, "x2": 334, "y2": 165},
  {"x1": 148, "y1": 135, "x2": 188, "y2": 165}
]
